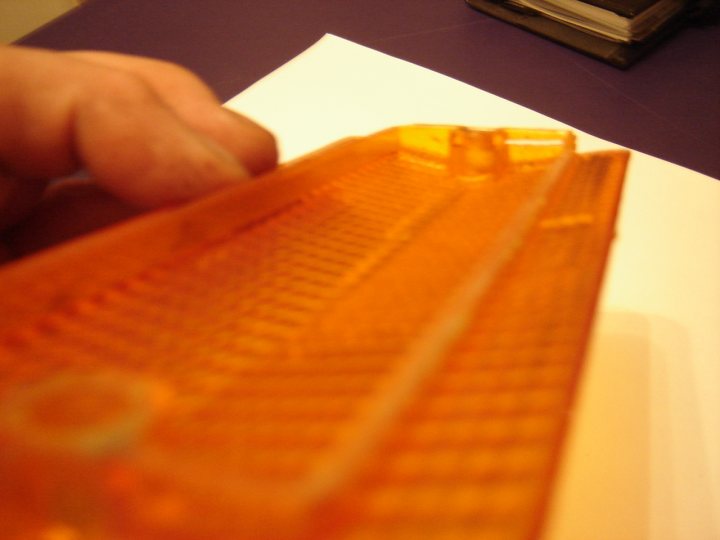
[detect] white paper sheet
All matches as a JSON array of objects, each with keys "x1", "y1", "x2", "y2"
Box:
[{"x1": 226, "y1": 34, "x2": 720, "y2": 540}]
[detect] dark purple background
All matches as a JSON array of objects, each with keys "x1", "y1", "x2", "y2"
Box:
[{"x1": 19, "y1": 0, "x2": 720, "y2": 179}]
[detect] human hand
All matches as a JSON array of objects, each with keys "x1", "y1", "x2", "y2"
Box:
[{"x1": 0, "y1": 45, "x2": 277, "y2": 260}]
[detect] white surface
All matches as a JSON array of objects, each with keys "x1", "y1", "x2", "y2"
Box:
[
  {"x1": 226, "y1": 35, "x2": 720, "y2": 539},
  {"x1": 0, "y1": 0, "x2": 77, "y2": 43}
]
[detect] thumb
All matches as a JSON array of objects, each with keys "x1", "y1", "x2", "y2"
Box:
[
  {"x1": 73, "y1": 77, "x2": 253, "y2": 208},
  {"x1": 0, "y1": 45, "x2": 276, "y2": 209}
]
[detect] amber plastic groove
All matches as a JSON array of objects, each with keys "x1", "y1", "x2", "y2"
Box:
[{"x1": 0, "y1": 126, "x2": 628, "y2": 540}]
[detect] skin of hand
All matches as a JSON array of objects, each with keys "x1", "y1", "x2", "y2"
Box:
[{"x1": 0, "y1": 45, "x2": 278, "y2": 259}]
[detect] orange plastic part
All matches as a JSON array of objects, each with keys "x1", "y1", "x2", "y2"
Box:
[{"x1": 0, "y1": 126, "x2": 628, "y2": 540}]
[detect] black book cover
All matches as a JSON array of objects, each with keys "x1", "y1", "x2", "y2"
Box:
[
  {"x1": 582, "y1": 0, "x2": 665, "y2": 18},
  {"x1": 466, "y1": 0, "x2": 692, "y2": 68}
]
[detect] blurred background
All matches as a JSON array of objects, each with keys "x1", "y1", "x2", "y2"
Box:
[{"x1": 1, "y1": 0, "x2": 78, "y2": 43}]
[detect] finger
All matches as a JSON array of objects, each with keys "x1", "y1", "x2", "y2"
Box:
[
  {"x1": 0, "y1": 46, "x2": 275, "y2": 208},
  {"x1": 73, "y1": 76, "x2": 252, "y2": 207},
  {"x1": 65, "y1": 51, "x2": 277, "y2": 176}
]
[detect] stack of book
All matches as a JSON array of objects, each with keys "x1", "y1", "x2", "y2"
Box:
[{"x1": 466, "y1": 0, "x2": 702, "y2": 67}]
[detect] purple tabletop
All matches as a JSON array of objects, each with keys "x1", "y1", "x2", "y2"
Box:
[{"x1": 18, "y1": 0, "x2": 720, "y2": 180}]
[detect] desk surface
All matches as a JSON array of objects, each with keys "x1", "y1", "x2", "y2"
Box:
[{"x1": 19, "y1": 0, "x2": 720, "y2": 180}]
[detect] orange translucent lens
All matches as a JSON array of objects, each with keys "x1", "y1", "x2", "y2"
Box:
[{"x1": 0, "y1": 126, "x2": 628, "y2": 540}]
